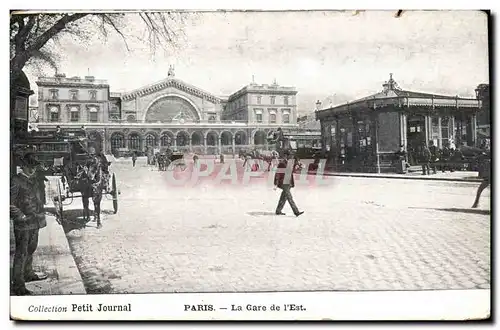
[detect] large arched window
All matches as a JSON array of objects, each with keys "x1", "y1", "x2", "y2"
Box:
[
  {"x1": 145, "y1": 133, "x2": 157, "y2": 147},
  {"x1": 129, "y1": 133, "x2": 141, "y2": 150},
  {"x1": 111, "y1": 133, "x2": 125, "y2": 149}
]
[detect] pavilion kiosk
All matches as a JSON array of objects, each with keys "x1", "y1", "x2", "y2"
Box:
[{"x1": 315, "y1": 74, "x2": 480, "y2": 174}]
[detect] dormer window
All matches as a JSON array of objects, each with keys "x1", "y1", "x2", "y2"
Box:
[
  {"x1": 70, "y1": 90, "x2": 79, "y2": 100},
  {"x1": 257, "y1": 96, "x2": 262, "y2": 104},
  {"x1": 270, "y1": 96, "x2": 276, "y2": 105},
  {"x1": 284, "y1": 96, "x2": 289, "y2": 105}
]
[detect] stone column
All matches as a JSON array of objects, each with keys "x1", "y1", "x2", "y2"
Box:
[
  {"x1": 232, "y1": 135, "x2": 236, "y2": 155},
  {"x1": 203, "y1": 136, "x2": 207, "y2": 155},
  {"x1": 218, "y1": 135, "x2": 222, "y2": 154}
]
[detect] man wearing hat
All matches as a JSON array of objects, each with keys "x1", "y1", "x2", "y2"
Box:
[
  {"x1": 274, "y1": 150, "x2": 304, "y2": 217},
  {"x1": 10, "y1": 152, "x2": 48, "y2": 295}
]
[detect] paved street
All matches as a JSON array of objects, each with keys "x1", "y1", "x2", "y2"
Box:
[{"x1": 63, "y1": 157, "x2": 490, "y2": 294}]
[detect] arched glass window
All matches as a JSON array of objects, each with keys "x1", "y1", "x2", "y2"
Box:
[
  {"x1": 145, "y1": 134, "x2": 156, "y2": 147},
  {"x1": 161, "y1": 133, "x2": 172, "y2": 146},
  {"x1": 111, "y1": 134, "x2": 125, "y2": 149},
  {"x1": 129, "y1": 134, "x2": 141, "y2": 150}
]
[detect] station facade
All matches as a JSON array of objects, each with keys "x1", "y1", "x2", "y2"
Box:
[{"x1": 34, "y1": 69, "x2": 299, "y2": 155}]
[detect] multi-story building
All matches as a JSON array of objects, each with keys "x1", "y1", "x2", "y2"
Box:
[
  {"x1": 34, "y1": 70, "x2": 299, "y2": 155},
  {"x1": 37, "y1": 73, "x2": 110, "y2": 124}
]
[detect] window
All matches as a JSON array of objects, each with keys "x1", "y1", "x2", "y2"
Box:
[
  {"x1": 111, "y1": 134, "x2": 125, "y2": 149},
  {"x1": 255, "y1": 109, "x2": 263, "y2": 123},
  {"x1": 270, "y1": 96, "x2": 276, "y2": 105},
  {"x1": 441, "y1": 116, "x2": 452, "y2": 147},
  {"x1": 50, "y1": 90, "x2": 59, "y2": 100},
  {"x1": 49, "y1": 106, "x2": 59, "y2": 122},
  {"x1": 282, "y1": 109, "x2": 291, "y2": 124},
  {"x1": 284, "y1": 96, "x2": 289, "y2": 105},
  {"x1": 145, "y1": 134, "x2": 156, "y2": 147},
  {"x1": 161, "y1": 133, "x2": 172, "y2": 146},
  {"x1": 70, "y1": 107, "x2": 80, "y2": 122},
  {"x1": 89, "y1": 90, "x2": 97, "y2": 100},
  {"x1": 89, "y1": 109, "x2": 98, "y2": 122},
  {"x1": 70, "y1": 90, "x2": 78, "y2": 100},
  {"x1": 269, "y1": 113, "x2": 277, "y2": 123},
  {"x1": 257, "y1": 96, "x2": 262, "y2": 104},
  {"x1": 129, "y1": 134, "x2": 141, "y2": 150}
]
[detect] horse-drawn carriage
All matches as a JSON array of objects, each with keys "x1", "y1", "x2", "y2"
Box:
[
  {"x1": 156, "y1": 149, "x2": 187, "y2": 171},
  {"x1": 14, "y1": 133, "x2": 119, "y2": 226}
]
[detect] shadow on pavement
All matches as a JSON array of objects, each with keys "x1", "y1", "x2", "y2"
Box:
[
  {"x1": 409, "y1": 207, "x2": 490, "y2": 216},
  {"x1": 247, "y1": 211, "x2": 278, "y2": 217}
]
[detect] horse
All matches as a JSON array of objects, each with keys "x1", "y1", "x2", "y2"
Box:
[
  {"x1": 242, "y1": 149, "x2": 279, "y2": 171},
  {"x1": 157, "y1": 154, "x2": 169, "y2": 171},
  {"x1": 74, "y1": 158, "x2": 106, "y2": 228}
]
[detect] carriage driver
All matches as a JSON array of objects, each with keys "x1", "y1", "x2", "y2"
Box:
[{"x1": 10, "y1": 152, "x2": 48, "y2": 296}]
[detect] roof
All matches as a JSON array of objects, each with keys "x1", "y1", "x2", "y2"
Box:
[
  {"x1": 316, "y1": 74, "x2": 480, "y2": 117},
  {"x1": 120, "y1": 77, "x2": 221, "y2": 104}
]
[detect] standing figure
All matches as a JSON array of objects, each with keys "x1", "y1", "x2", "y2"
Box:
[
  {"x1": 429, "y1": 140, "x2": 438, "y2": 174},
  {"x1": 132, "y1": 152, "x2": 137, "y2": 167},
  {"x1": 472, "y1": 151, "x2": 491, "y2": 208},
  {"x1": 220, "y1": 154, "x2": 225, "y2": 164},
  {"x1": 10, "y1": 153, "x2": 48, "y2": 296},
  {"x1": 274, "y1": 150, "x2": 304, "y2": 217},
  {"x1": 33, "y1": 163, "x2": 49, "y2": 205},
  {"x1": 421, "y1": 144, "x2": 431, "y2": 175}
]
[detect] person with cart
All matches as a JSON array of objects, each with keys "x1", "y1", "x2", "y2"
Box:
[
  {"x1": 10, "y1": 152, "x2": 48, "y2": 296},
  {"x1": 274, "y1": 150, "x2": 304, "y2": 217}
]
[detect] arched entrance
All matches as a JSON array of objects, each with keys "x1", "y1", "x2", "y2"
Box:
[
  {"x1": 87, "y1": 131, "x2": 103, "y2": 154},
  {"x1": 254, "y1": 130, "x2": 267, "y2": 149},
  {"x1": 234, "y1": 131, "x2": 247, "y2": 153},
  {"x1": 144, "y1": 132, "x2": 158, "y2": 148},
  {"x1": 220, "y1": 131, "x2": 233, "y2": 154},
  {"x1": 176, "y1": 131, "x2": 190, "y2": 151},
  {"x1": 128, "y1": 132, "x2": 141, "y2": 151},
  {"x1": 191, "y1": 131, "x2": 204, "y2": 154},
  {"x1": 206, "y1": 131, "x2": 218, "y2": 155},
  {"x1": 111, "y1": 132, "x2": 125, "y2": 156},
  {"x1": 160, "y1": 131, "x2": 174, "y2": 147}
]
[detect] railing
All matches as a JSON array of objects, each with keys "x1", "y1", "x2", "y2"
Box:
[{"x1": 37, "y1": 76, "x2": 109, "y2": 85}]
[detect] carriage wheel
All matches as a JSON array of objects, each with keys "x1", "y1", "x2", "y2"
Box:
[
  {"x1": 112, "y1": 173, "x2": 118, "y2": 214},
  {"x1": 55, "y1": 179, "x2": 64, "y2": 224}
]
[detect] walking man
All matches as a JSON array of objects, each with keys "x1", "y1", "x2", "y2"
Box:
[
  {"x1": 421, "y1": 144, "x2": 431, "y2": 175},
  {"x1": 274, "y1": 150, "x2": 304, "y2": 217},
  {"x1": 10, "y1": 153, "x2": 48, "y2": 296},
  {"x1": 132, "y1": 152, "x2": 137, "y2": 167},
  {"x1": 429, "y1": 140, "x2": 438, "y2": 174},
  {"x1": 472, "y1": 150, "x2": 491, "y2": 208}
]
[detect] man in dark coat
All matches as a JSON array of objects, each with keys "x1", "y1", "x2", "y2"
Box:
[
  {"x1": 10, "y1": 153, "x2": 48, "y2": 296},
  {"x1": 274, "y1": 150, "x2": 304, "y2": 217},
  {"x1": 428, "y1": 140, "x2": 438, "y2": 174},
  {"x1": 420, "y1": 144, "x2": 431, "y2": 175}
]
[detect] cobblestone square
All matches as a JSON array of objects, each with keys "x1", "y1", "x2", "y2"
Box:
[{"x1": 62, "y1": 159, "x2": 490, "y2": 293}]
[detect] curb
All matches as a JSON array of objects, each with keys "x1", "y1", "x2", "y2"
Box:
[
  {"x1": 28, "y1": 215, "x2": 87, "y2": 295},
  {"x1": 311, "y1": 172, "x2": 483, "y2": 183}
]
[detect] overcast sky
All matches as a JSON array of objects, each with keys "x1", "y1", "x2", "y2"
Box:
[{"x1": 25, "y1": 10, "x2": 489, "y2": 112}]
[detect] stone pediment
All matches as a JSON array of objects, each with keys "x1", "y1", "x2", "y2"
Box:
[{"x1": 121, "y1": 78, "x2": 221, "y2": 104}]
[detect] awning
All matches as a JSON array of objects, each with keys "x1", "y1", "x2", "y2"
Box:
[
  {"x1": 89, "y1": 107, "x2": 98, "y2": 112},
  {"x1": 50, "y1": 107, "x2": 59, "y2": 113}
]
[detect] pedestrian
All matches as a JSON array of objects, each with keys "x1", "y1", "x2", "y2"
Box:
[
  {"x1": 421, "y1": 144, "x2": 431, "y2": 175},
  {"x1": 472, "y1": 151, "x2": 491, "y2": 208},
  {"x1": 274, "y1": 150, "x2": 304, "y2": 217},
  {"x1": 429, "y1": 140, "x2": 438, "y2": 174},
  {"x1": 220, "y1": 154, "x2": 225, "y2": 164},
  {"x1": 10, "y1": 152, "x2": 48, "y2": 296},
  {"x1": 54, "y1": 125, "x2": 63, "y2": 139},
  {"x1": 132, "y1": 152, "x2": 137, "y2": 167}
]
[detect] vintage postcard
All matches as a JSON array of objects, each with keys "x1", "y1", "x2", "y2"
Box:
[{"x1": 9, "y1": 9, "x2": 491, "y2": 321}]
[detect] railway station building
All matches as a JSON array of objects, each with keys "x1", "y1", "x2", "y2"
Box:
[{"x1": 34, "y1": 68, "x2": 299, "y2": 156}]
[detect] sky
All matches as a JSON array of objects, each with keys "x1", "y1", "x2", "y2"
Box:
[{"x1": 24, "y1": 10, "x2": 489, "y2": 113}]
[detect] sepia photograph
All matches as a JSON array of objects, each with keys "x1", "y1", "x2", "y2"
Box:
[{"x1": 9, "y1": 8, "x2": 491, "y2": 321}]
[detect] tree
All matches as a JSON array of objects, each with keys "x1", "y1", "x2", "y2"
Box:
[{"x1": 10, "y1": 11, "x2": 194, "y2": 83}]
